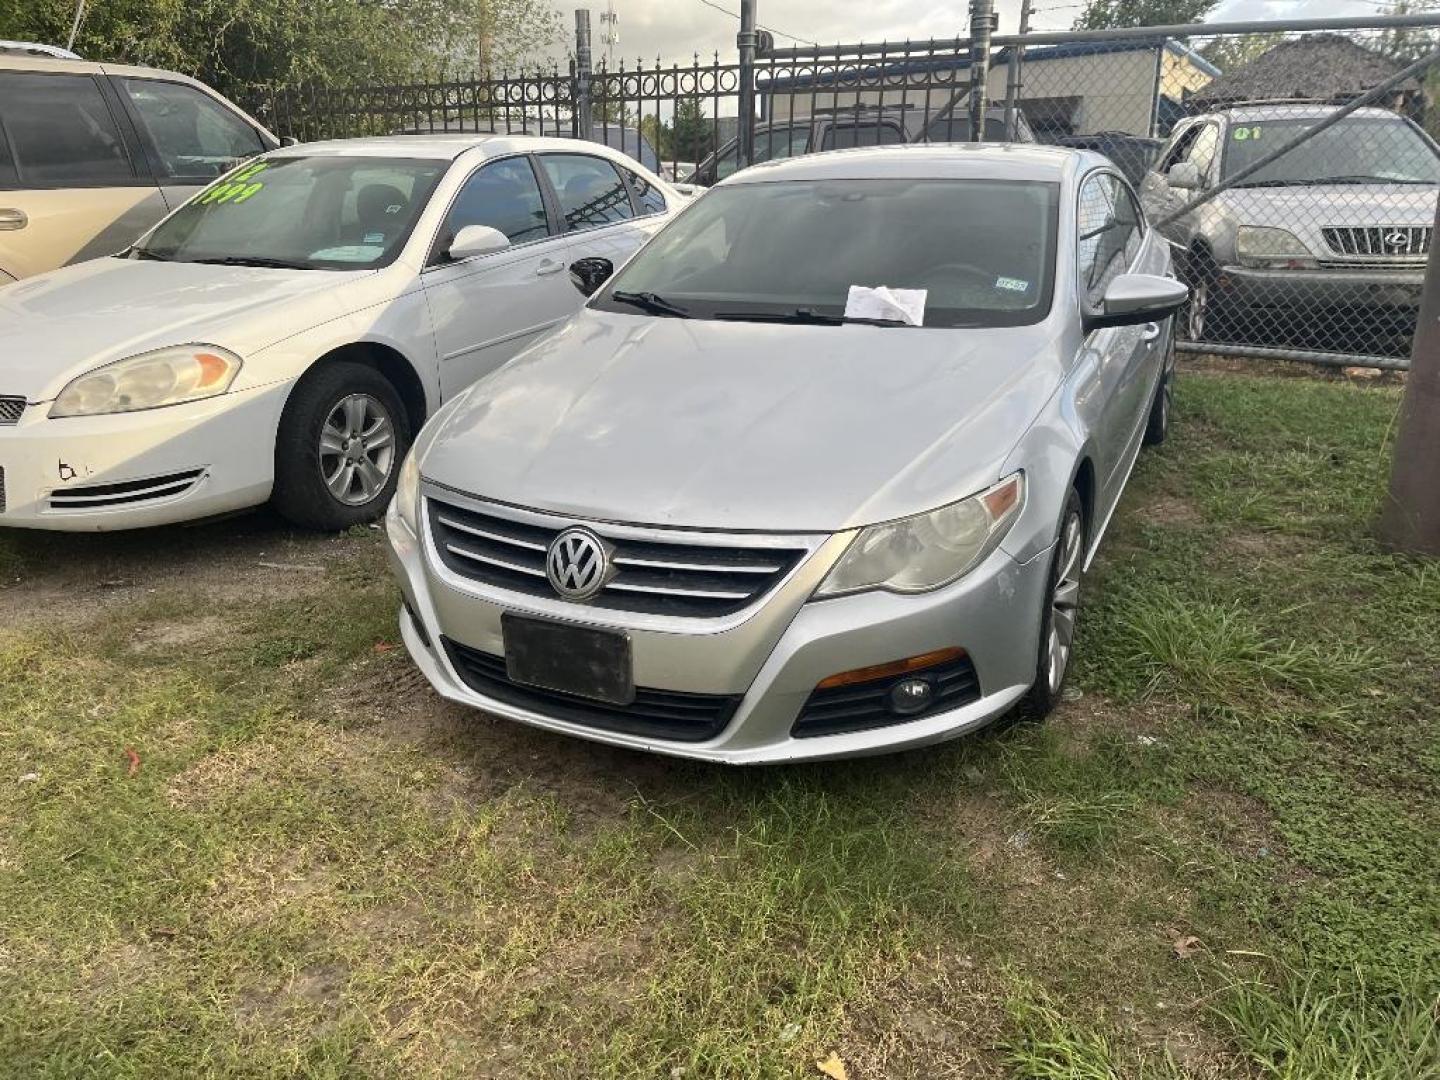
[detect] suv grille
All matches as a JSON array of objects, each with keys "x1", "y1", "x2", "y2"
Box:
[
  {"x1": 427, "y1": 496, "x2": 813, "y2": 618},
  {"x1": 443, "y1": 637, "x2": 740, "y2": 742},
  {"x1": 0, "y1": 397, "x2": 24, "y2": 426},
  {"x1": 792, "y1": 652, "x2": 981, "y2": 739},
  {"x1": 1322, "y1": 226, "x2": 1431, "y2": 260}
]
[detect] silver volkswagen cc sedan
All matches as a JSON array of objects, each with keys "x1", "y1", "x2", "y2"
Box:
[{"x1": 385, "y1": 144, "x2": 1187, "y2": 763}]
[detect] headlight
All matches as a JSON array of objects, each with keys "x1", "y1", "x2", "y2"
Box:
[
  {"x1": 815, "y1": 473, "x2": 1025, "y2": 598},
  {"x1": 49, "y1": 345, "x2": 242, "y2": 418},
  {"x1": 395, "y1": 450, "x2": 422, "y2": 534},
  {"x1": 1235, "y1": 226, "x2": 1316, "y2": 267}
]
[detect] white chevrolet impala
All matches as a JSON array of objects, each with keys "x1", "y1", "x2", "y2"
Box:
[{"x1": 0, "y1": 135, "x2": 679, "y2": 530}]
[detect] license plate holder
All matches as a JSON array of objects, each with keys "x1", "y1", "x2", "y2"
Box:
[{"x1": 501, "y1": 613, "x2": 634, "y2": 705}]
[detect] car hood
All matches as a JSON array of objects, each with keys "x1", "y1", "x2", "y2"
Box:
[
  {"x1": 420, "y1": 309, "x2": 1062, "y2": 533},
  {"x1": 0, "y1": 258, "x2": 373, "y2": 400},
  {"x1": 1215, "y1": 185, "x2": 1437, "y2": 229}
]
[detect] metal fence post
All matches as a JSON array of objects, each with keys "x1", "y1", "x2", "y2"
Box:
[
  {"x1": 968, "y1": 0, "x2": 996, "y2": 141},
  {"x1": 1003, "y1": 0, "x2": 1030, "y2": 142},
  {"x1": 737, "y1": 0, "x2": 758, "y2": 167},
  {"x1": 574, "y1": 9, "x2": 593, "y2": 139},
  {"x1": 1379, "y1": 193, "x2": 1440, "y2": 556}
]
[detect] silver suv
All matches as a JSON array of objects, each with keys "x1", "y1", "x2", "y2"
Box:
[{"x1": 1139, "y1": 104, "x2": 1438, "y2": 344}]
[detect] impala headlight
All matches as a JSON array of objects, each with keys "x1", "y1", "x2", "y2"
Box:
[
  {"x1": 1235, "y1": 226, "x2": 1316, "y2": 268},
  {"x1": 50, "y1": 345, "x2": 243, "y2": 417},
  {"x1": 816, "y1": 473, "x2": 1025, "y2": 598},
  {"x1": 395, "y1": 450, "x2": 422, "y2": 534}
]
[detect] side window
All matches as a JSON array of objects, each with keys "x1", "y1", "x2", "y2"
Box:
[
  {"x1": 0, "y1": 72, "x2": 136, "y2": 186},
  {"x1": 1077, "y1": 173, "x2": 1141, "y2": 309},
  {"x1": 1185, "y1": 124, "x2": 1219, "y2": 181},
  {"x1": 120, "y1": 79, "x2": 264, "y2": 182},
  {"x1": 753, "y1": 126, "x2": 810, "y2": 164},
  {"x1": 820, "y1": 123, "x2": 906, "y2": 150},
  {"x1": 441, "y1": 156, "x2": 550, "y2": 252},
  {"x1": 538, "y1": 153, "x2": 633, "y2": 231},
  {"x1": 1159, "y1": 124, "x2": 1200, "y2": 173},
  {"x1": 623, "y1": 167, "x2": 667, "y2": 216}
]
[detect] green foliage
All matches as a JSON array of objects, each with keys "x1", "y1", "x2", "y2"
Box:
[
  {"x1": 0, "y1": 0, "x2": 562, "y2": 97},
  {"x1": 1072, "y1": 0, "x2": 1219, "y2": 31},
  {"x1": 668, "y1": 98, "x2": 716, "y2": 162}
]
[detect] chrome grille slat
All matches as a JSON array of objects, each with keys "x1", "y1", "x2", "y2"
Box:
[
  {"x1": 426, "y1": 495, "x2": 813, "y2": 618},
  {"x1": 1322, "y1": 225, "x2": 1431, "y2": 261}
]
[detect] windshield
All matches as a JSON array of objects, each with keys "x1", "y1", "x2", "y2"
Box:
[
  {"x1": 133, "y1": 156, "x2": 448, "y2": 269},
  {"x1": 594, "y1": 178, "x2": 1059, "y2": 328},
  {"x1": 1224, "y1": 117, "x2": 1440, "y2": 186}
]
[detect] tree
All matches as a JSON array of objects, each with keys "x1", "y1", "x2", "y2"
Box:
[
  {"x1": 0, "y1": 0, "x2": 562, "y2": 95},
  {"x1": 1072, "y1": 0, "x2": 1219, "y2": 31},
  {"x1": 670, "y1": 98, "x2": 714, "y2": 163}
]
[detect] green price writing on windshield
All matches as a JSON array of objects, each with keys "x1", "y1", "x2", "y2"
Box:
[
  {"x1": 196, "y1": 161, "x2": 269, "y2": 206},
  {"x1": 1232, "y1": 126, "x2": 1263, "y2": 142}
]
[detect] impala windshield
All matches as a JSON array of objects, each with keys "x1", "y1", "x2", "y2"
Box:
[
  {"x1": 595, "y1": 178, "x2": 1059, "y2": 327},
  {"x1": 132, "y1": 156, "x2": 448, "y2": 269}
]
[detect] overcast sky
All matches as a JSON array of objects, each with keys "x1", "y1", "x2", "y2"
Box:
[{"x1": 573, "y1": 0, "x2": 1386, "y2": 68}]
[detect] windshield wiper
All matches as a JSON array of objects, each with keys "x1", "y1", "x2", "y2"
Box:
[
  {"x1": 610, "y1": 290, "x2": 691, "y2": 318},
  {"x1": 127, "y1": 247, "x2": 173, "y2": 261},
  {"x1": 713, "y1": 308, "x2": 911, "y2": 327},
  {"x1": 187, "y1": 255, "x2": 311, "y2": 269}
]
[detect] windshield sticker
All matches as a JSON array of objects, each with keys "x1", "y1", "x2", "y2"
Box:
[
  {"x1": 308, "y1": 245, "x2": 385, "y2": 262},
  {"x1": 195, "y1": 161, "x2": 269, "y2": 206},
  {"x1": 995, "y1": 276, "x2": 1030, "y2": 293},
  {"x1": 1232, "y1": 126, "x2": 1262, "y2": 142},
  {"x1": 363, "y1": 232, "x2": 385, "y2": 244}
]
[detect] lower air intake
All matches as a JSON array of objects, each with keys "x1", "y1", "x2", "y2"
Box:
[{"x1": 48, "y1": 468, "x2": 206, "y2": 511}]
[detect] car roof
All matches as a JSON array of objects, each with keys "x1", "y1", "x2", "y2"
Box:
[
  {"x1": 283, "y1": 133, "x2": 650, "y2": 163},
  {"x1": 1215, "y1": 104, "x2": 1402, "y2": 123},
  {"x1": 716, "y1": 143, "x2": 1087, "y2": 185}
]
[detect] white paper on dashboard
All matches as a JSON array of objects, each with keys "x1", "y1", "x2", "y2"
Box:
[{"x1": 844, "y1": 285, "x2": 927, "y2": 326}]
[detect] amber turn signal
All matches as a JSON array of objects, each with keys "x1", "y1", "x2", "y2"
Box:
[{"x1": 815, "y1": 647, "x2": 967, "y2": 690}]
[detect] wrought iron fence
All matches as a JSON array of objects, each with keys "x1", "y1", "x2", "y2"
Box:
[{"x1": 246, "y1": 12, "x2": 1440, "y2": 369}]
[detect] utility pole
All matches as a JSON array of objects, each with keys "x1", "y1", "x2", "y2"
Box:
[
  {"x1": 1003, "y1": 0, "x2": 1032, "y2": 142},
  {"x1": 575, "y1": 9, "x2": 593, "y2": 138},
  {"x1": 1379, "y1": 194, "x2": 1440, "y2": 556},
  {"x1": 737, "y1": 0, "x2": 758, "y2": 167},
  {"x1": 968, "y1": 0, "x2": 997, "y2": 141}
]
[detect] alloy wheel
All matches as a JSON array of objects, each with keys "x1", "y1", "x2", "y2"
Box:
[
  {"x1": 319, "y1": 393, "x2": 396, "y2": 506},
  {"x1": 1186, "y1": 275, "x2": 1208, "y2": 341},
  {"x1": 1046, "y1": 511, "x2": 1084, "y2": 696}
]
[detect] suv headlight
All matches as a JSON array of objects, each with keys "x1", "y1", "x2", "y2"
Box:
[
  {"x1": 50, "y1": 345, "x2": 243, "y2": 418},
  {"x1": 815, "y1": 473, "x2": 1025, "y2": 598},
  {"x1": 1235, "y1": 226, "x2": 1316, "y2": 268},
  {"x1": 395, "y1": 450, "x2": 422, "y2": 534}
]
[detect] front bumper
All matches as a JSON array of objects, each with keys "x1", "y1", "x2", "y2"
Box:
[
  {"x1": 386, "y1": 497, "x2": 1052, "y2": 764},
  {"x1": 1219, "y1": 263, "x2": 1425, "y2": 312},
  {"x1": 0, "y1": 382, "x2": 292, "y2": 531}
]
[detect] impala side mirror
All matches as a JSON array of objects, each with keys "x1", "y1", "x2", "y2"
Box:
[{"x1": 448, "y1": 224, "x2": 511, "y2": 261}]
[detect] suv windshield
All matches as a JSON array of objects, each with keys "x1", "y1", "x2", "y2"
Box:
[
  {"x1": 594, "y1": 178, "x2": 1059, "y2": 328},
  {"x1": 133, "y1": 156, "x2": 448, "y2": 269},
  {"x1": 1224, "y1": 117, "x2": 1440, "y2": 186}
]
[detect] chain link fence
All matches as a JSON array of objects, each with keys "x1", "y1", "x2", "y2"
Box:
[{"x1": 248, "y1": 13, "x2": 1440, "y2": 370}]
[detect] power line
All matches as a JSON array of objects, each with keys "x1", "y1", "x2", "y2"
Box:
[{"x1": 694, "y1": 0, "x2": 820, "y2": 46}]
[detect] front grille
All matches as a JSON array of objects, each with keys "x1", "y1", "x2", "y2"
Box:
[
  {"x1": 0, "y1": 397, "x2": 24, "y2": 426},
  {"x1": 427, "y1": 496, "x2": 812, "y2": 618},
  {"x1": 48, "y1": 468, "x2": 205, "y2": 511},
  {"x1": 443, "y1": 637, "x2": 741, "y2": 742},
  {"x1": 1322, "y1": 226, "x2": 1431, "y2": 260},
  {"x1": 0, "y1": 467, "x2": 6, "y2": 514},
  {"x1": 792, "y1": 653, "x2": 982, "y2": 739}
]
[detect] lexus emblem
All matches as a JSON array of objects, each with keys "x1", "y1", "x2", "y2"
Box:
[
  {"x1": 1384, "y1": 231, "x2": 1411, "y2": 252},
  {"x1": 546, "y1": 527, "x2": 610, "y2": 600}
]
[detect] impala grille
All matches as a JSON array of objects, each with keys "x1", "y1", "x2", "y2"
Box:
[
  {"x1": 426, "y1": 496, "x2": 814, "y2": 618},
  {"x1": 1322, "y1": 226, "x2": 1431, "y2": 260},
  {"x1": 48, "y1": 468, "x2": 205, "y2": 511},
  {"x1": 0, "y1": 397, "x2": 24, "y2": 426}
]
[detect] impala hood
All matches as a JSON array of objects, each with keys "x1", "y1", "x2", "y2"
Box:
[
  {"x1": 420, "y1": 309, "x2": 1063, "y2": 533},
  {"x1": 0, "y1": 257, "x2": 374, "y2": 401}
]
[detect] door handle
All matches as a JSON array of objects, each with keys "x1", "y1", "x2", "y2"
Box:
[
  {"x1": 1141, "y1": 322, "x2": 1162, "y2": 343},
  {"x1": 535, "y1": 259, "x2": 564, "y2": 276},
  {"x1": 0, "y1": 209, "x2": 27, "y2": 232}
]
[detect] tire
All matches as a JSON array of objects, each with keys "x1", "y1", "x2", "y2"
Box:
[
  {"x1": 1143, "y1": 323, "x2": 1176, "y2": 448},
  {"x1": 1180, "y1": 249, "x2": 1226, "y2": 344},
  {"x1": 1023, "y1": 489, "x2": 1085, "y2": 721},
  {"x1": 272, "y1": 361, "x2": 411, "y2": 532}
]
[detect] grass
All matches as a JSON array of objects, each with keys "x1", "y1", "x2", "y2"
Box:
[{"x1": 1, "y1": 365, "x2": 1437, "y2": 1077}]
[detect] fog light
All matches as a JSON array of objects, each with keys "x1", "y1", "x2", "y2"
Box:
[{"x1": 888, "y1": 676, "x2": 935, "y2": 715}]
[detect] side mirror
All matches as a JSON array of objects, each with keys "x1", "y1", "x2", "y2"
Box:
[
  {"x1": 448, "y1": 224, "x2": 510, "y2": 261},
  {"x1": 569, "y1": 256, "x2": 614, "y2": 296},
  {"x1": 1167, "y1": 161, "x2": 1201, "y2": 191},
  {"x1": 279, "y1": 135, "x2": 299, "y2": 147},
  {"x1": 1085, "y1": 273, "x2": 1189, "y2": 332},
  {"x1": 670, "y1": 183, "x2": 702, "y2": 198}
]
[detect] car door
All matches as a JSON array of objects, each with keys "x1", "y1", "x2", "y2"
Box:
[
  {"x1": 535, "y1": 151, "x2": 649, "y2": 272},
  {"x1": 110, "y1": 75, "x2": 270, "y2": 211},
  {"x1": 1077, "y1": 170, "x2": 1151, "y2": 504},
  {"x1": 1141, "y1": 120, "x2": 1217, "y2": 248},
  {"x1": 0, "y1": 69, "x2": 166, "y2": 280},
  {"x1": 422, "y1": 153, "x2": 576, "y2": 399},
  {"x1": 617, "y1": 164, "x2": 673, "y2": 243}
]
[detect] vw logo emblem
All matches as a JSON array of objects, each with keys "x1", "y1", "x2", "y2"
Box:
[
  {"x1": 1384, "y1": 231, "x2": 1411, "y2": 251},
  {"x1": 546, "y1": 527, "x2": 610, "y2": 601}
]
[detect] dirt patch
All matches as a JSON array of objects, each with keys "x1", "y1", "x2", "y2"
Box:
[
  {"x1": 1224, "y1": 530, "x2": 1308, "y2": 562},
  {"x1": 129, "y1": 614, "x2": 231, "y2": 654},
  {"x1": 233, "y1": 961, "x2": 350, "y2": 1029},
  {"x1": 1138, "y1": 494, "x2": 1204, "y2": 529}
]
